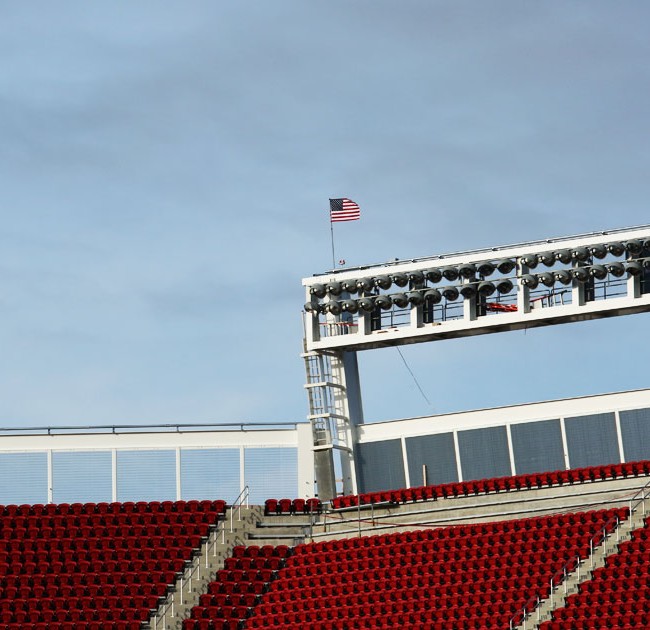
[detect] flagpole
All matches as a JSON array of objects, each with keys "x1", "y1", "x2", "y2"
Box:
[{"x1": 330, "y1": 220, "x2": 336, "y2": 269}]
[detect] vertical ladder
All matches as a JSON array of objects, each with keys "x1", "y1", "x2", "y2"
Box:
[{"x1": 302, "y1": 345, "x2": 356, "y2": 499}]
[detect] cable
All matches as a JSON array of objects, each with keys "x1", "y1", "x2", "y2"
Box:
[{"x1": 395, "y1": 347, "x2": 434, "y2": 410}]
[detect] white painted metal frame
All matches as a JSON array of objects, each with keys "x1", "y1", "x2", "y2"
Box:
[{"x1": 303, "y1": 225, "x2": 650, "y2": 352}]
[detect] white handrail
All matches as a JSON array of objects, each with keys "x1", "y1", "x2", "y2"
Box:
[{"x1": 230, "y1": 485, "x2": 250, "y2": 533}]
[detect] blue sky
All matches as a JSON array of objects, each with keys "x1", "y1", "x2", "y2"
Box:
[{"x1": 1, "y1": 2, "x2": 649, "y2": 427}]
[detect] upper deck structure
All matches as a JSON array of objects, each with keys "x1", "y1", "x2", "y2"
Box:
[{"x1": 303, "y1": 224, "x2": 650, "y2": 352}]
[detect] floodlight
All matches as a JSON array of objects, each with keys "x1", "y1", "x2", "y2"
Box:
[
  {"x1": 496, "y1": 259, "x2": 516, "y2": 274},
  {"x1": 310, "y1": 283, "x2": 327, "y2": 298},
  {"x1": 326, "y1": 281, "x2": 343, "y2": 296},
  {"x1": 458, "y1": 264, "x2": 477, "y2": 279},
  {"x1": 607, "y1": 242, "x2": 625, "y2": 256},
  {"x1": 496, "y1": 279, "x2": 514, "y2": 294},
  {"x1": 537, "y1": 272, "x2": 555, "y2": 287},
  {"x1": 589, "y1": 264, "x2": 607, "y2": 280},
  {"x1": 442, "y1": 286, "x2": 460, "y2": 301},
  {"x1": 374, "y1": 275, "x2": 392, "y2": 290},
  {"x1": 441, "y1": 266, "x2": 459, "y2": 281},
  {"x1": 537, "y1": 252, "x2": 555, "y2": 267},
  {"x1": 477, "y1": 262, "x2": 496, "y2": 277},
  {"x1": 588, "y1": 244, "x2": 607, "y2": 259},
  {"x1": 423, "y1": 289, "x2": 442, "y2": 304}
]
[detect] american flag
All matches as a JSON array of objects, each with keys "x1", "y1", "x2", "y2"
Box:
[{"x1": 329, "y1": 198, "x2": 361, "y2": 223}]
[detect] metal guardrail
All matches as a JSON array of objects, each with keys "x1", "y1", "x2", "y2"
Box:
[
  {"x1": 509, "y1": 478, "x2": 650, "y2": 630},
  {"x1": 0, "y1": 422, "x2": 302, "y2": 436}
]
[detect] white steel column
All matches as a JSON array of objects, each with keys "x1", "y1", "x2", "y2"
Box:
[
  {"x1": 560, "y1": 418, "x2": 570, "y2": 469},
  {"x1": 111, "y1": 449, "x2": 117, "y2": 502},
  {"x1": 518, "y1": 263, "x2": 531, "y2": 314},
  {"x1": 175, "y1": 447, "x2": 182, "y2": 501},
  {"x1": 505, "y1": 424, "x2": 516, "y2": 476},
  {"x1": 47, "y1": 450, "x2": 53, "y2": 504},
  {"x1": 453, "y1": 431, "x2": 463, "y2": 482},
  {"x1": 239, "y1": 446, "x2": 246, "y2": 496},
  {"x1": 615, "y1": 410, "x2": 626, "y2": 463},
  {"x1": 401, "y1": 437, "x2": 410, "y2": 488},
  {"x1": 296, "y1": 423, "x2": 316, "y2": 498}
]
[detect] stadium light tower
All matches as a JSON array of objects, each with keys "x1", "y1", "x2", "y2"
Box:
[{"x1": 302, "y1": 225, "x2": 650, "y2": 501}]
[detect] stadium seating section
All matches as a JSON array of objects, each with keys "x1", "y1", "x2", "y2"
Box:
[
  {"x1": 540, "y1": 514, "x2": 650, "y2": 629},
  {"x1": 0, "y1": 459, "x2": 647, "y2": 629},
  {"x1": 184, "y1": 507, "x2": 627, "y2": 630},
  {"x1": 330, "y1": 460, "x2": 650, "y2": 510},
  {"x1": 0, "y1": 499, "x2": 226, "y2": 630}
]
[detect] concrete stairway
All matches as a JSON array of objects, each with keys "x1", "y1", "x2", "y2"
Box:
[{"x1": 147, "y1": 505, "x2": 312, "y2": 630}]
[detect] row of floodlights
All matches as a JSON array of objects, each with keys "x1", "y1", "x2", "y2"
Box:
[
  {"x1": 305, "y1": 279, "x2": 514, "y2": 315},
  {"x1": 304, "y1": 257, "x2": 650, "y2": 315},
  {"x1": 522, "y1": 259, "x2": 648, "y2": 289},
  {"x1": 307, "y1": 239, "x2": 649, "y2": 300},
  {"x1": 520, "y1": 239, "x2": 649, "y2": 268},
  {"x1": 308, "y1": 259, "x2": 516, "y2": 299}
]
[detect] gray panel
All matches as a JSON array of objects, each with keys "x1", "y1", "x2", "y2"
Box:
[
  {"x1": 620, "y1": 408, "x2": 650, "y2": 462},
  {"x1": 245, "y1": 448, "x2": 297, "y2": 505},
  {"x1": 458, "y1": 426, "x2": 511, "y2": 480},
  {"x1": 181, "y1": 449, "x2": 240, "y2": 502},
  {"x1": 511, "y1": 420, "x2": 565, "y2": 475},
  {"x1": 0, "y1": 453, "x2": 48, "y2": 505},
  {"x1": 565, "y1": 413, "x2": 620, "y2": 468},
  {"x1": 117, "y1": 450, "x2": 176, "y2": 502},
  {"x1": 52, "y1": 451, "x2": 112, "y2": 504},
  {"x1": 355, "y1": 439, "x2": 405, "y2": 493},
  {"x1": 405, "y1": 433, "x2": 458, "y2": 486}
]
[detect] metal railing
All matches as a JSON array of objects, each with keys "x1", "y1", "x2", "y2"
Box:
[
  {"x1": 151, "y1": 487, "x2": 250, "y2": 629},
  {"x1": 509, "y1": 478, "x2": 650, "y2": 630},
  {"x1": 0, "y1": 422, "x2": 301, "y2": 436}
]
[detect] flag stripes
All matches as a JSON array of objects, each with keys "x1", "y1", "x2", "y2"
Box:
[{"x1": 329, "y1": 198, "x2": 361, "y2": 223}]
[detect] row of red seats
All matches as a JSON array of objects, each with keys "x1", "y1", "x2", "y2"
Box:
[
  {"x1": 331, "y1": 460, "x2": 650, "y2": 509},
  {"x1": 0, "y1": 533, "x2": 204, "y2": 553},
  {"x1": 247, "y1": 609, "x2": 508, "y2": 629},
  {"x1": 0, "y1": 559, "x2": 188, "y2": 576},
  {"x1": 2, "y1": 510, "x2": 219, "y2": 529},
  {"x1": 263, "y1": 498, "x2": 321, "y2": 515},
  {"x1": 0, "y1": 581, "x2": 167, "y2": 600},
  {"x1": 223, "y1": 556, "x2": 283, "y2": 571},
  {"x1": 0, "y1": 543, "x2": 198, "y2": 563},
  {"x1": 0, "y1": 595, "x2": 160, "y2": 612},
  {"x1": 0, "y1": 623, "x2": 143, "y2": 630},
  {"x1": 199, "y1": 592, "x2": 258, "y2": 608},
  {"x1": 0, "y1": 608, "x2": 149, "y2": 623},
  {"x1": 182, "y1": 621, "x2": 238, "y2": 630},
  {"x1": 542, "y1": 620, "x2": 638, "y2": 630},
  {"x1": 0, "y1": 499, "x2": 226, "y2": 517},
  {"x1": 1, "y1": 532, "x2": 203, "y2": 549},
  {"x1": 0, "y1": 525, "x2": 209, "y2": 543},
  {"x1": 0, "y1": 570, "x2": 174, "y2": 589}
]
